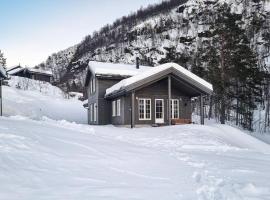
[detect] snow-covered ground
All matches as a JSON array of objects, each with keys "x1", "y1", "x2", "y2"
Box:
[
  {"x1": 0, "y1": 117, "x2": 270, "y2": 200},
  {"x1": 2, "y1": 77, "x2": 87, "y2": 124},
  {"x1": 1, "y1": 76, "x2": 270, "y2": 199}
]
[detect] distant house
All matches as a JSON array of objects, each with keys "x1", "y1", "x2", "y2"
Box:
[
  {"x1": 0, "y1": 64, "x2": 7, "y2": 116},
  {"x1": 84, "y1": 61, "x2": 213, "y2": 127},
  {"x1": 7, "y1": 65, "x2": 53, "y2": 83}
]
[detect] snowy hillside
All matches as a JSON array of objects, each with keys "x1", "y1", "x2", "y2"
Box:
[
  {"x1": 0, "y1": 117, "x2": 270, "y2": 200},
  {"x1": 2, "y1": 77, "x2": 87, "y2": 123},
  {"x1": 37, "y1": 0, "x2": 269, "y2": 92}
]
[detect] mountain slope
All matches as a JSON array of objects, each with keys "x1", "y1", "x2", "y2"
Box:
[{"x1": 37, "y1": 0, "x2": 270, "y2": 93}]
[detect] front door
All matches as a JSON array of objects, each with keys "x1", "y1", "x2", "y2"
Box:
[{"x1": 155, "y1": 99, "x2": 164, "y2": 124}]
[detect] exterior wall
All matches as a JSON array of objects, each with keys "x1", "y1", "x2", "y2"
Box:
[
  {"x1": 87, "y1": 76, "x2": 121, "y2": 125},
  {"x1": 110, "y1": 77, "x2": 192, "y2": 126},
  {"x1": 31, "y1": 73, "x2": 51, "y2": 82},
  {"x1": 12, "y1": 71, "x2": 51, "y2": 83}
]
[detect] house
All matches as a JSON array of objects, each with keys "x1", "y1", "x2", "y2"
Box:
[
  {"x1": 0, "y1": 64, "x2": 7, "y2": 116},
  {"x1": 84, "y1": 61, "x2": 213, "y2": 127},
  {"x1": 7, "y1": 65, "x2": 53, "y2": 83}
]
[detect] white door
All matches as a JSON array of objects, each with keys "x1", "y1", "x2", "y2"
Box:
[{"x1": 155, "y1": 99, "x2": 164, "y2": 124}]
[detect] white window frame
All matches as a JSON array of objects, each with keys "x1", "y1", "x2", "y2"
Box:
[
  {"x1": 171, "y1": 99, "x2": 179, "y2": 119},
  {"x1": 112, "y1": 100, "x2": 116, "y2": 117},
  {"x1": 116, "y1": 99, "x2": 121, "y2": 116},
  {"x1": 94, "y1": 103, "x2": 97, "y2": 122},
  {"x1": 138, "y1": 98, "x2": 151, "y2": 120}
]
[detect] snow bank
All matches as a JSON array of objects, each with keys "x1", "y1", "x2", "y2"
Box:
[
  {"x1": 0, "y1": 117, "x2": 270, "y2": 200},
  {"x1": 3, "y1": 77, "x2": 87, "y2": 123}
]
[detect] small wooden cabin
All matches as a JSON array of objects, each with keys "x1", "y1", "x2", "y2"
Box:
[
  {"x1": 7, "y1": 66, "x2": 53, "y2": 83},
  {"x1": 84, "y1": 61, "x2": 213, "y2": 127}
]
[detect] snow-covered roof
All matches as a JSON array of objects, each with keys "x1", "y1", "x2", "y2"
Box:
[
  {"x1": 7, "y1": 66, "x2": 24, "y2": 75},
  {"x1": 0, "y1": 64, "x2": 7, "y2": 78},
  {"x1": 7, "y1": 66, "x2": 52, "y2": 76},
  {"x1": 105, "y1": 63, "x2": 213, "y2": 97},
  {"x1": 88, "y1": 61, "x2": 151, "y2": 77}
]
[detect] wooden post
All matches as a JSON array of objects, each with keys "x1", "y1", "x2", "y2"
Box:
[
  {"x1": 131, "y1": 91, "x2": 135, "y2": 128},
  {"x1": 200, "y1": 95, "x2": 204, "y2": 125},
  {"x1": 168, "y1": 76, "x2": 172, "y2": 126}
]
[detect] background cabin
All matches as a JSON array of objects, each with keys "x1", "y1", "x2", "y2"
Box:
[{"x1": 7, "y1": 65, "x2": 53, "y2": 83}]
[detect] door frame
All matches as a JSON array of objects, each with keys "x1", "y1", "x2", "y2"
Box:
[{"x1": 155, "y1": 99, "x2": 164, "y2": 124}]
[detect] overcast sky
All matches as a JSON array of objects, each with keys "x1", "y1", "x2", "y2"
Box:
[{"x1": 0, "y1": 0, "x2": 161, "y2": 67}]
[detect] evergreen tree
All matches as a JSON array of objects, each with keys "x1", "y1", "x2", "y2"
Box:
[
  {"x1": 201, "y1": 3, "x2": 264, "y2": 129},
  {"x1": 0, "y1": 50, "x2": 6, "y2": 68}
]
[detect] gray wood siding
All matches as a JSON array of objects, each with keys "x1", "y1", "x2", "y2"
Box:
[
  {"x1": 87, "y1": 74, "x2": 193, "y2": 126},
  {"x1": 110, "y1": 77, "x2": 192, "y2": 126},
  {"x1": 96, "y1": 78, "x2": 121, "y2": 125}
]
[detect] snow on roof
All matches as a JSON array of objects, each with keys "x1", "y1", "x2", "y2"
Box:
[
  {"x1": 89, "y1": 61, "x2": 151, "y2": 77},
  {"x1": 7, "y1": 66, "x2": 24, "y2": 75},
  {"x1": 0, "y1": 64, "x2": 7, "y2": 78},
  {"x1": 27, "y1": 68, "x2": 53, "y2": 76},
  {"x1": 8, "y1": 66, "x2": 52, "y2": 76},
  {"x1": 106, "y1": 63, "x2": 213, "y2": 97}
]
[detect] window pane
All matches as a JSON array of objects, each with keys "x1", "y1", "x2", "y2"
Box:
[
  {"x1": 139, "y1": 99, "x2": 145, "y2": 119},
  {"x1": 146, "y1": 100, "x2": 151, "y2": 119},
  {"x1": 117, "y1": 99, "x2": 121, "y2": 116}
]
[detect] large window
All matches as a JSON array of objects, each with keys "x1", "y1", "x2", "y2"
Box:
[
  {"x1": 139, "y1": 98, "x2": 151, "y2": 120},
  {"x1": 171, "y1": 99, "x2": 179, "y2": 119},
  {"x1": 116, "y1": 99, "x2": 121, "y2": 116}
]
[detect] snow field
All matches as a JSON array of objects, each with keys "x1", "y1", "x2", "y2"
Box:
[{"x1": 1, "y1": 115, "x2": 270, "y2": 200}]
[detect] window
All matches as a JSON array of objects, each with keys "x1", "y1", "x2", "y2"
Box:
[
  {"x1": 94, "y1": 103, "x2": 97, "y2": 122},
  {"x1": 139, "y1": 98, "x2": 151, "y2": 120},
  {"x1": 90, "y1": 78, "x2": 96, "y2": 94},
  {"x1": 92, "y1": 78, "x2": 96, "y2": 93},
  {"x1": 171, "y1": 99, "x2": 179, "y2": 119},
  {"x1": 116, "y1": 99, "x2": 121, "y2": 116},
  {"x1": 90, "y1": 104, "x2": 93, "y2": 122},
  {"x1": 112, "y1": 101, "x2": 116, "y2": 117}
]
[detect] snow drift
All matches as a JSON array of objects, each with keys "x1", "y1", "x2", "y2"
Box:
[
  {"x1": 2, "y1": 76, "x2": 87, "y2": 123},
  {"x1": 0, "y1": 117, "x2": 270, "y2": 200}
]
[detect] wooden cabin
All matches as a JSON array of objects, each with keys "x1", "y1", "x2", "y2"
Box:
[
  {"x1": 84, "y1": 61, "x2": 213, "y2": 127},
  {"x1": 7, "y1": 66, "x2": 53, "y2": 83}
]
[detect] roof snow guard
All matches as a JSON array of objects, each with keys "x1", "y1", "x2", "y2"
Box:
[
  {"x1": 0, "y1": 64, "x2": 7, "y2": 79},
  {"x1": 85, "y1": 61, "x2": 151, "y2": 86},
  {"x1": 105, "y1": 63, "x2": 213, "y2": 98}
]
